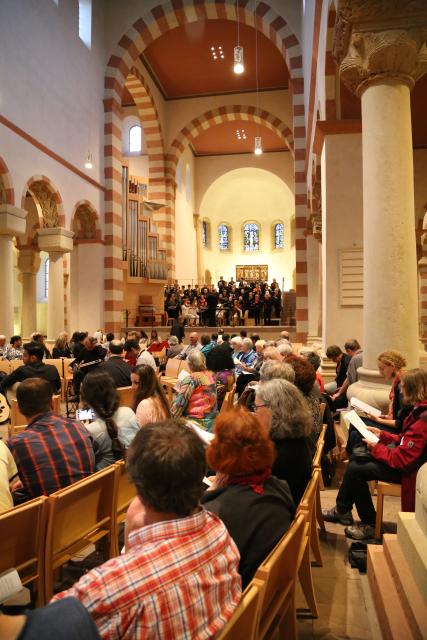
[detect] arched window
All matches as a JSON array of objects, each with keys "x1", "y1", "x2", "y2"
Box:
[
  {"x1": 218, "y1": 223, "x2": 230, "y2": 251},
  {"x1": 243, "y1": 222, "x2": 260, "y2": 252},
  {"x1": 273, "y1": 222, "x2": 284, "y2": 249},
  {"x1": 129, "y1": 125, "x2": 142, "y2": 153},
  {"x1": 202, "y1": 219, "x2": 211, "y2": 249}
]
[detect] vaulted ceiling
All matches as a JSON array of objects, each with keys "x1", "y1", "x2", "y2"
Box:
[{"x1": 190, "y1": 119, "x2": 288, "y2": 156}]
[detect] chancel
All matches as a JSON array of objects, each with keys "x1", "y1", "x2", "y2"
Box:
[{"x1": 0, "y1": 1, "x2": 426, "y2": 638}]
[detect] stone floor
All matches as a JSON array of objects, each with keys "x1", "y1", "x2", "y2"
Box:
[{"x1": 296, "y1": 486, "x2": 401, "y2": 639}]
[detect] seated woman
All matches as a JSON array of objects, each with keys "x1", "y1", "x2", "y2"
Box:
[
  {"x1": 255, "y1": 379, "x2": 314, "y2": 505},
  {"x1": 131, "y1": 364, "x2": 170, "y2": 427},
  {"x1": 81, "y1": 371, "x2": 140, "y2": 470},
  {"x1": 324, "y1": 368, "x2": 427, "y2": 540},
  {"x1": 147, "y1": 329, "x2": 168, "y2": 354},
  {"x1": 285, "y1": 354, "x2": 322, "y2": 442},
  {"x1": 170, "y1": 350, "x2": 218, "y2": 432},
  {"x1": 52, "y1": 331, "x2": 72, "y2": 358},
  {"x1": 206, "y1": 335, "x2": 235, "y2": 409},
  {"x1": 201, "y1": 406, "x2": 295, "y2": 588}
]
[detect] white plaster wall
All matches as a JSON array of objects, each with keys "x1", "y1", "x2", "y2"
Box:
[
  {"x1": 198, "y1": 165, "x2": 295, "y2": 286},
  {"x1": 69, "y1": 243, "x2": 104, "y2": 332},
  {"x1": 175, "y1": 147, "x2": 198, "y2": 283}
]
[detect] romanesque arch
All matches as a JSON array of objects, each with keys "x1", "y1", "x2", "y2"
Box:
[
  {"x1": 22, "y1": 175, "x2": 66, "y2": 228},
  {"x1": 72, "y1": 200, "x2": 102, "y2": 242},
  {"x1": 0, "y1": 156, "x2": 15, "y2": 206}
]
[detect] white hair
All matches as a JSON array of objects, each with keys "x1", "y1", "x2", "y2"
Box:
[
  {"x1": 242, "y1": 337, "x2": 254, "y2": 350},
  {"x1": 230, "y1": 336, "x2": 243, "y2": 347},
  {"x1": 188, "y1": 349, "x2": 207, "y2": 372},
  {"x1": 277, "y1": 342, "x2": 293, "y2": 357}
]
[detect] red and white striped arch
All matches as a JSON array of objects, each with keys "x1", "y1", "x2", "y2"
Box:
[
  {"x1": 22, "y1": 175, "x2": 66, "y2": 227},
  {"x1": 0, "y1": 156, "x2": 15, "y2": 206},
  {"x1": 104, "y1": 0, "x2": 308, "y2": 339}
]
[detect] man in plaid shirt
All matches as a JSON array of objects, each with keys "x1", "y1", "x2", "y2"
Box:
[
  {"x1": 8, "y1": 378, "x2": 95, "y2": 500},
  {"x1": 53, "y1": 420, "x2": 241, "y2": 639}
]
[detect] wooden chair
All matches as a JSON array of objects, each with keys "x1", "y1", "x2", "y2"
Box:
[
  {"x1": 0, "y1": 360, "x2": 11, "y2": 374},
  {"x1": 44, "y1": 465, "x2": 117, "y2": 602},
  {"x1": 10, "y1": 360, "x2": 24, "y2": 372},
  {"x1": 117, "y1": 386, "x2": 134, "y2": 408},
  {"x1": 217, "y1": 580, "x2": 264, "y2": 640},
  {"x1": 299, "y1": 469, "x2": 323, "y2": 567},
  {"x1": 375, "y1": 481, "x2": 401, "y2": 539},
  {"x1": 0, "y1": 496, "x2": 48, "y2": 606},
  {"x1": 8, "y1": 423, "x2": 27, "y2": 438},
  {"x1": 10, "y1": 395, "x2": 60, "y2": 428},
  {"x1": 44, "y1": 358, "x2": 65, "y2": 379},
  {"x1": 254, "y1": 513, "x2": 306, "y2": 640},
  {"x1": 112, "y1": 461, "x2": 136, "y2": 555},
  {"x1": 61, "y1": 358, "x2": 75, "y2": 400}
]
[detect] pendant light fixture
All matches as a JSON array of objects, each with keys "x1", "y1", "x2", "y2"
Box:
[
  {"x1": 253, "y1": 0, "x2": 263, "y2": 155},
  {"x1": 233, "y1": 0, "x2": 244, "y2": 74},
  {"x1": 84, "y1": 150, "x2": 93, "y2": 169}
]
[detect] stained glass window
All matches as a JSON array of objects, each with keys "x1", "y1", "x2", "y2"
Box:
[
  {"x1": 274, "y1": 222, "x2": 284, "y2": 249},
  {"x1": 219, "y1": 224, "x2": 229, "y2": 251},
  {"x1": 243, "y1": 223, "x2": 260, "y2": 251},
  {"x1": 202, "y1": 220, "x2": 208, "y2": 248}
]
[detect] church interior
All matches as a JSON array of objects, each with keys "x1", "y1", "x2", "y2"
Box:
[{"x1": 0, "y1": 0, "x2": 427, "y2": 638}]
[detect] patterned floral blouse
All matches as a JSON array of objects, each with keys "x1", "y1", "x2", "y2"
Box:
[{"x1": 171, "y1": 370, "x2": 218, "y2": 432}]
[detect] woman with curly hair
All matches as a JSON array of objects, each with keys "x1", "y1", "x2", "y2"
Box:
[
  {"x1": 366, "y1": 350, "x2": 408, "y2": 432},
  {"x1": 81, "y1": 370, "x2": 140, "y2": 469},
  {"x1": 284, "y1": 354, "x2": 322, "y2": 441},
  {"x1": 201, "y1": 406, "x2": 295, "y2": 587},
  {"x1": 255, "y1": 379, "x2": 313, "y2": 505}
]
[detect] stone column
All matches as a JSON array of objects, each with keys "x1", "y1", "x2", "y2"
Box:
[
  {"x1": 334, "y1": 0, "x2": 427, "y2": 403},
  {"x1": 0, "y1": 205, "x2": 27, "y2": 337},
  {"x1": 193, "y1": 213, "x2": 203, "y2": 286},
  {"x1": 17, "y1": 247, "x2": 41, "y2": 339},
  {"x1": 37, "y1": 228, "x2": 74, "y2": 340}
]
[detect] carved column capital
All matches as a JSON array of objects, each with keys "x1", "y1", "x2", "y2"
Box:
[{"x1": 333, "y1": 0, "x2": 427, "y2": 96}]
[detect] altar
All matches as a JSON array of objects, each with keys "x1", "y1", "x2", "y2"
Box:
[{"x1": 236, "y1": 265, "x2": 268, "y2": 282}]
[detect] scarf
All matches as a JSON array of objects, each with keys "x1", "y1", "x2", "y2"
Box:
[{"x1": 227, "y1": 468, "x2": 272, "y2": 495}]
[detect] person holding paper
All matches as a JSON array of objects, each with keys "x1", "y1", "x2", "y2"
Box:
[{"x1": 323, "y1": 369, "x2": 427, "y2": 540}]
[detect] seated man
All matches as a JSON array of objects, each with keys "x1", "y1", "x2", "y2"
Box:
[
  {"x1": 71, "y1": 336, "x2": 106, "y2": 398},
  {"x1": 324, "y1": 344, "x2": 351, "y2": 395},
  {"x1": 331, "y1": 339, "x2": 363, "y2": 410},
  {"x1": 323, "y1": 368, "x2": 427, "y2": 540},
  {"x1": 98, "y1": 340, "x2": 132, "y2": 388},
  {"x1": 0, "y1": 342, "x2": 61, "y2": 395},
  {"x1": 177, "y1": 332, "x2": 202, "y2": 359},
  {"x1": 52, "y1": 420, "x2": 241, "y2": 638},
  {"x1": 8, "y1": 378, "x2": 95, "y2": 500}
]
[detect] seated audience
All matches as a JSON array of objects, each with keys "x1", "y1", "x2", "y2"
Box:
[
  {"x1": 262, "y1": 346, "x2": 281, "y2": 362},
  {"x1": 81, "y1": 371, "x2": 139, "y2": 470},
  {"x1": 70, "y1": 332, "x2": 87, "y2": 358},
  {"x1": 324, "y1": 368, "x2": 427, "y2": 540},
  {"x1": 131, "y1": 364, "x2": 170, "y2": 427},
  {"x1": 230, "y1": 336, "x2": 243, "y2": 358},
  {"x1": 52, "y1": 331, "x2": 72, "y2": 358},
  {"x1": 300, "y1": 349, "x2": 324, "y2": 391},
  {"x1": 285, "y1": 354, "x2": 322, "y2": 441},
  {"x1": 255, "y1": 379, "x2": 313, "y2": 505},
  {"x1": 166, "y1": 335, "x2": 183, "y2": 360},
  {"x1": 147, "y1": 329, "x2": 167, "y2": 353},
  {"x1": 235, "y1": 338, "x2": 262, "y2": 397},
  {"x1": 200, "y1": 333, "x2": 214, "y2": 358},
  {"x1": 0, "y1": 597, "x2": 100, "y2": 640},
  {"x1": 202, "y1": 407, "x2": 295, "y2": 588},
  {"x1": 0, "y1": 334, "x2": 8, "y2": 359},
  {"x1": 8, "y1": 378, "x2": 95, "y2": 499},
  {"x1": 30, "y1": 332, "x2": 52, "y2": 359},
  {"x1": 171, "y1": 350, "x2": 218, "y2": 431},
  {"x1": 177, "y1": 332, "x2": 202, "y2": 359},
  {"x1": 71, "y1": 335, "x2": 106, "y2": 398},
  {"x1": 52, "y1": 420, "x2": 241, "y2": 638},
  {"x1": 238, "y1": 360, "x2": 295, "y2": 410},
  {"x1": 6, "y1": 335, "x2": 24, "y2": 360},
  {"x1": 135, "y1": 341, "x2": 157, "y2": 371},
  {"x1": 331, "y1": 339, "x2": 363, "y2": 409},
  {"x1": 324, "y1": 344, "x2": 351, "y2": 395},
  {"x1": 0, "y1": 342, "x2": 61, "y2": 395},
  {"x1": 98, "y1": 340, "x2": 132, "y2": 388},
  {"x1": 0, "y1": 439, "x2": 20, "y2": 513},
  {"x1": 276, "y1": 342, "x2": 293, "y2": 359},
  {"x1": 366, "y1": 350, "x2": 407, "y2": 432},
  {"x1": 124, "y1": 338, "x2": 140, "y2": 367},
  {"x1": 206, "y1": 335, "x2": 235, "y2": 408}
]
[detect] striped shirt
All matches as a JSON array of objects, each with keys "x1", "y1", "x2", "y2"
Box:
[
  {"x1": 8, "y1": 412, "x2": 95, "y2": 498},
  {"x1": 52, "y1": 509, "x2": 241, "y2": 639}
]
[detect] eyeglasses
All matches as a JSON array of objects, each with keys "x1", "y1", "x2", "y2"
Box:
[{"x1": 253, "y1": 403, "x2": 270, "y2": 412}]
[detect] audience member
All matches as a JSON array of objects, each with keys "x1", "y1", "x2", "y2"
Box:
[
  {"x1": 98, "y1": 340, "x2": 132, "y2": 388},
  {"x1": 331, "y1": 339, "x2": 363, "y2": 408},
  {"x1": 171, "y1": 350, "x2": 218, "y2": 431},
  {"x1": 135, "y1": 341, "x2": 157, "y2": 371},
  {"x1": 30, "y1": 332, "x2": 52, "y2": 359},
  {"x1": 0, "y1": 342, "x2": 61, "y2": 395},
  {"x1": 263, "y1": 346, "x2": 281, "y2": 362},
  {"x1": 6, "y1": 335, "x2": 24, "y2": 360},
  {"x1": 0, "y1": 439, "x2": 19, "y2": 513},
  {"x1": 8, "y1": 378, "x2": 94, "y2": 500},
  {"x1": 276, "y1": 341, "x2": 293, "y2": 359},
  {"x1": 52, "y1": 332, "x2": 72, "y2": 358},
  {"x1": 201, "y1": 333, "x2": 214, "y2": 358},
  {"x1": 124, "y1": 338, "x2": 140, "y2": 367},
  {"x1": 300, "y1": 349, "x2": 324, "y2": 391},
  {"x1": 324, "y1": 345, "x2": 351, "y2": 395},
  {"x1": 71, "y1": 336, "x2": 106, "y2": 398},
  {"x1": 70, "y1": 332, "x2": 87, "y2": 358},
  {"x1": 81, "y1": 371, "x2": 139, "y2": 470},
  {"x1": 52, "y1": 421, "x2": 241, "y2": 637},
  {"x1": 0, "y1": 334, "x2": 8, "y2": 359},
  {"x1": 131, "y1": 364, "x2": 170, "y2": 427},
  {"x1": 202, "y1": 406, "x2": 295, "y2": 588},
  {"x1": 177, "y1": 331, "x2": 202, "y2": 359},
  {"x1": 285, "y1": 354, "x2": 322, "y2": 441},
  {"x1": 166, "y1": 334, "x2": 183, "y2": 360},
  {"x1": 255, "y1": 379, "x2": 313, "y2": 505},
  {"x1": 324, "y1": 368, "x2": 427, "y2": 540}
]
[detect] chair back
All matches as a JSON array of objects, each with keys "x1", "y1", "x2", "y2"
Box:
[
  {"x1": 10, "y1": 360, "x2": 24, "y2": 372},
  {"x1": 8, "y1": 424, "x2": 27, "y2": 438},
  {"x1": 62, "y1": 358, "x2": 75, "y2": 375},
  {"x1": 114, "y1": 461, "x2": 136, "y2": 524},
  {"x1": 117, "y1": 386, "x2": 134, "y2": 408},
  {"x1": 312, "y1": 427, "x2": 326, "y2": 469},
  {"x1": 44, "y1": 465, "x2": 117, "y2": 601},
  {"x1": 11, "y1": 395, "x2": 60, "y2": 429},
  {"x1": 0, "y1": 360, "x2": 11, "y2": 374},
  {"x1": 180, "y1": 359, "x2": 190, "y2": 373},
  {"x1": 164, "y1": 358, "x2": 181, "y2": 378},
  {"x1": 254, "y1": 513, "x2": 306, "y2": 639},
  {"x1": 44, "y1": 358, "x2": 65, "y2": 377},
  {"x1": 219, "y1": 391, "x2": 231, "y2": 414},
  {"x1": 0, "y1": 497, "x2": 48, "y2": 604},
  {"x1": 217, "y1": 580, "x2": 263, "y2": 640},
  {"x1": 298, "y1": 468, "x2": 319, "y2": 515}
]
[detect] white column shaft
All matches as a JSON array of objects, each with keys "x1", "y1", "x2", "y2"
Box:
[
  {"x1": 0, "y1": 235, "x2": 14, "y2": 337},
  {"x1": 361, "y1": 82, "x2": 419, "y2": 369},
  {"x1": 47, "y1": 252, "x2": 65, "y2": 340},
  {"x1": 21, "y1": 272, "x2": 37, "y2": 339}
]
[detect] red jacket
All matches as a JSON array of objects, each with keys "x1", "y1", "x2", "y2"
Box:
[{"x1": 371, "y1": 401, "x2": 427, "y2": 511}]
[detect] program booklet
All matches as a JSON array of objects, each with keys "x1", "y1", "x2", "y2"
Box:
[
  {"x1": 350, "y1": 397, "x2": 382, "y2": 418},
  {"x1": 344, "y1": 410, "x2": 380, "y2": 444}
]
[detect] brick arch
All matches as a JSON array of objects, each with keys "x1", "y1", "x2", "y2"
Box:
[
  {"x1": 0, "y1": 156, "x2": 15, "y2": 205},
  {"x1": 22, "y1": 175, "x2": 66, "y2": 228},
  {"x1": 71, "y1": 200, "x2": 102, "y2": 242},
  {"x1": 125, "y1": 66, "x2": 165, "y2": 201},
  {"x1": 104, "y1": 0, "x2": 307, "y2": 338}
]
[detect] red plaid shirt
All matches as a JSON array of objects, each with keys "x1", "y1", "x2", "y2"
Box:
[
  {"x1": 8, "y1": 412, "x2": 95, "y2": 498},
  {"x1": 53, "y1": 509, "x2": 241, "y2": 639}
]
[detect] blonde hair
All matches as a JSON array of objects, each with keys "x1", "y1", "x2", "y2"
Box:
[{"x1": 377, "y1": 350, "x2": 406, "y2": 372}]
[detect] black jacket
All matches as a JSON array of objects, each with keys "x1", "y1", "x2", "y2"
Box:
[
  {"x1": 272, "y1": 437, "x2": 314, "y2": 506},
  {"x1": 206, "y1": 342, "x2": 235, "y2": 372},
  {"x1": 0, "y1": 361, "x2": 61, "y2": 394},
  {"x1": 98, "y1": 357, "x2": 132, "y2": 388}
]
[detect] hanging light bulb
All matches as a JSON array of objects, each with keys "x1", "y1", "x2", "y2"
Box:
[
  {"x1": 233, "y1": 45, "x2": 244, "y2": 74},
  {"x1": 84, "y1": 151, "x2": 93, "y2": 169},
  {"x1": 254, "y1": 136, "x2": 263, "y2": 155}
]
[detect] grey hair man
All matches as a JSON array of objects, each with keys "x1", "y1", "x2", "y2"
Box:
[{"x1": 259, "y1": 360, "x2": 295, "y2": 384}]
